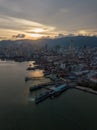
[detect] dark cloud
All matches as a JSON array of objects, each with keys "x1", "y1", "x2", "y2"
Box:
[
  {"x1": 56, "y1": 34, "x2": 65, "y2": 38},
  {"x1": 12, "y1": 34, "x2": 26, "y2": 39}
]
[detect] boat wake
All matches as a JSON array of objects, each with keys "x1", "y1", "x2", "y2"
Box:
[{"x1": 28, "y1": 98, "x2": 35, "y2": 102}]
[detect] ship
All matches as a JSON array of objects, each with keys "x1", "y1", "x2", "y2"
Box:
[
  {"x1": 35, "y1": 91, "x2": 50, "y2": 104},
  {"x1": 49, "y1": 84, "x2": 68, "y2": 98}
]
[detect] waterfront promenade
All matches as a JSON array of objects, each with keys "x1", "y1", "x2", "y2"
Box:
[{"x1": 75, "y1": 86, "x2": 97, "y2": 95}]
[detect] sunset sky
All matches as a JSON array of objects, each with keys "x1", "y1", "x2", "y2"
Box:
[{"x1": 0, "y1": 0, "x2": 97, "y2": 40}]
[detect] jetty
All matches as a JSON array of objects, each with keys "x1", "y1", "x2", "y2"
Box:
[
  {"x1": 25, "y1": 76, "x2": 44, "y2": 82},
  {"x1": 30, "y1": 82, "x2": 55, "y2": 91},
  {"x1": 49, "y1": 84, "x2": 69, "y2": 98},
  {"x1": 34, "y1": 83, "x2": 69, "y2": 104}
]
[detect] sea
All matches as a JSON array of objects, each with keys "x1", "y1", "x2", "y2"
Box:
[{"x1": 0, "y1": 60, "x2": 97, "y2": 130}]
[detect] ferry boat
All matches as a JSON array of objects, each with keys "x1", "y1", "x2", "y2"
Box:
[
  {"x1": 49, "y1": 84, "x2": 68, "y2": 98},
  {"x1": 35, "y1": 91, "x2": 50, "y2": 104}
]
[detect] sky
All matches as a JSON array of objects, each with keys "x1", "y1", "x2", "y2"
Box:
[{"x1": 0, "y1": 0, "x2": 97, "y2": 40}]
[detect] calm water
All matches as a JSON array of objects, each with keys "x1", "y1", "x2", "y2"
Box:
[{"x1": 0, "y1": 61, "x2": 97, "y2": 130}]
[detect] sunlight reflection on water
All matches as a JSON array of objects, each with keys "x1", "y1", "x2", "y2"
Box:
[{"x1": 28, "y1": 70, "x2": 44, "y2": 78}]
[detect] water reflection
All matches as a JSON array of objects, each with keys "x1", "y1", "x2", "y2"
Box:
[
  {"x1": 25, "y1": 61, "x2": 44, "y2": 81},
  {"x1": 25, "y1": 61, "x2": 52, "y2": 102},
  {"x1": 28, "y1": 70, "x2": 44, "y2": 78},
  {"x1": 0, "y1": 60, "x2": 15, "y2": 65},
  {"x1": 25, "y1": 70, "x2": 45, "y2": 82}
]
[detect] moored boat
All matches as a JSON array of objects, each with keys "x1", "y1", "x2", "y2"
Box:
[
  {"x1": 49, "y1": 84, "x2": 68, "y2": 98},
  {"x1": 35, "y1": 91, "x2": 50, "y2": 104}
]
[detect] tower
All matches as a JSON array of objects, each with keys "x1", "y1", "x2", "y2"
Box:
[{"x1": 69, "y1": 40, "x2": 75, "y2": 55}]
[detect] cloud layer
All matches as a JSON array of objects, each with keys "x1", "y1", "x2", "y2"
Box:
[{"x1": 0, "y1": 0, "x2": 97, "y2": 39}]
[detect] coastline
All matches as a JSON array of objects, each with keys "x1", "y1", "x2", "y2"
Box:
[{"x1": 74, "y1": 86, "x2": 97, "y2": 95}]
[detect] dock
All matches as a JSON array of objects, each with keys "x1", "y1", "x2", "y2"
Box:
[
  {"x1": 29, "y1": 82, "x2": 55, "y2": 91},
  {"x1": 26, "y1": 65, "x2": 39, "y2": 71},
  {"x1": 30, "y1": 82, "x2": 97, "y2": 104},
  {"x1": 49, "y1": 84, "x2": 69, "y2": 98},
  {"x1": 34, "y1": 83, "x2": 69, "y2": 104},
  {"x1": 25, "y1": 76, "x2": 43, "y2": 82}
]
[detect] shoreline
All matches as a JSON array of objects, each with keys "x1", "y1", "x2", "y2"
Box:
[{"x1": 74, "y1": 86, "x2": 97, "y2": 95}]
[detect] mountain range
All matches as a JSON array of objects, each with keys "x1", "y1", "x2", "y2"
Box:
[{"x1": 0, "y1": 36, "x2": 97, "y2": 49}]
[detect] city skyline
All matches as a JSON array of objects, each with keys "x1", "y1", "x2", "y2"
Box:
[{"x1": 0, "y1": 0, "x2": 97, "y2": 40}]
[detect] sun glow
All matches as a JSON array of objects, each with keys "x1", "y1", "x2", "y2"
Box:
[
  {"x1": 30, "y1": 33, "x2": 43, "y2": 39},
  {"x1": 79, "y1": 30, "x2": 87, "y2": 35},
  {"x1": 33, "y1": 28, "x2": 45, "y2": 33}
]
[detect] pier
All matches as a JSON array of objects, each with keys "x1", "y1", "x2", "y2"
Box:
[
  {"x1": 34, "y1": 83, "x2": 70, "y2": 104},
  {"x1": 30, "y1": 82, "x2": 55, "y2": 91},
  {"x1": 25, "y1": 61, "x2": 97, "y2": 104}
]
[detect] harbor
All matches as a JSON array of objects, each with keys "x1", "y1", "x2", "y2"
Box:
[
  {"x1": 1, "y1": 61, "x2": 97, "y2": 130},
  {"x1": 29, "y1": 82, "x2": 97, "y2": 104},
  {"x1": 25, "y1": 60, "x2": 97, "y2": 104},
  {"x1": 0, "y1": 0, "x2": 97, "y2": 128},
  {"x1": 34, "y1": 84, "x2": 69, "y2": 104}
]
